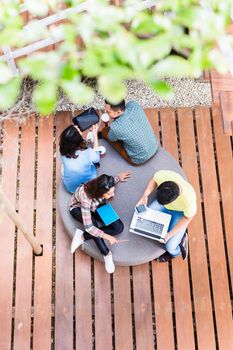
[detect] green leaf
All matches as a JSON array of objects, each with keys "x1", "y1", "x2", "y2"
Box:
[
  {"x1": 152, "y1": 56, "x2": 194, "y2": 78},
  {"x1": 0, "y1": 62, "x2": 14, "y2": 84},
  {"x1": 81, "y1": 49, "x2": 103, "y2": 77},
  {"x1": 208, "y1": 49, "x2": 228, "y2": 74},
  {"x1": 33, "y1": 81, "x2": 57, "y2": 115},
  {"x1": 25, "y1": 0, "x2": 49, "y2": 17},
  {"x1": 0, "y1": 77, "x2": 22, "y2": 111},
  {"x1": 0, "y1": 27, "x2": 23, "y2": 46},
  {"x1": 60, "y1": 62, "x2": 80, "y2": 81},
  {"x1": 176, "y1": 6, "x2": 204, "y2": 28},
  {"x1": 137, "y1": 34, "x2": 172, "y2": 67},
  {"x1": 23, "y1": 20, "x2": 50, "y2": 43},
  {"x1": 98, "y1": 76, "x2": 127, "y2": 104},
  {"x1": 149, "y1": 80, "x2": 174, "y2": 99},
  {"x1": 132, "y1": 12, "x2": 158, "y2": 35},
  {"x1": 19, "y1": 52, "x2": 60, "y2": 81},
  {"x1": 61, "y1": 80, "x2": 94, "y2": 105}
]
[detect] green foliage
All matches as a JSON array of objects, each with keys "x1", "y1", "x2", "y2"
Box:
[
  {"x1": 149, "y1": 80, "x2": 174, "y2": 99},
  {"x1": 61, "y1": 79, "x2": 94, "y2": 105},
  {"x1": 33, "y1": 81, "x2": 57, "y2": 114},
  {"x1": 0, "y1": 77, "x2": 22, "y2": 111},
  {"x1": 0, "y1": 0, "x2": 233, "y2": 113}
]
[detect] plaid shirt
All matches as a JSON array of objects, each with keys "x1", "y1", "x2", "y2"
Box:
[
  {"x1": 69, "y1": 176, "x2": 119, "y2": 238},
  {"x1": 108, "y1": 101, "x2": 158, "y2": 164}
]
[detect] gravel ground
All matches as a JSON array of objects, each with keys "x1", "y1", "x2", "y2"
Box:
[
  {"x1": 2, "y1": 77, "x2": 212, "y2": 117},
  {"x1": 57, "y1": 78, "x2": 212, "y2": 112}
]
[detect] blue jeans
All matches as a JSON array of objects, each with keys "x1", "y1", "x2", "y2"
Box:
[{"x1": 149, "y1": 199, "x2": 186, "y2": 257}]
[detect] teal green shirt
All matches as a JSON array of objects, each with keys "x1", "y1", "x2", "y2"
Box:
[{"x1": 108, "y1": 101, "x2": 158, "y2": 164}]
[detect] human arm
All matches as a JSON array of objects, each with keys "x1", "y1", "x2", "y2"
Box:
[
  {"x1": 108, "y1": 127, "x2": 119, "y2": 142},
  {"x1": 92, "y1": 123, "x2": 99, "y2": 150},
  {"x1": 164, "y1": 215, "x2": 194, "y2": 242},
  {"x1": 80, "y1": 192, "x2": 119, "y2": 244},
  {"x1": 136, "y1": 177, "x2": 157, "y2": 206},
  {"x1": 114, "y1": 171, "x2": 132, "y2": 183},
  {"x1": 88, "y1": 147, "x2": 100, "y2": 164},
  {"x1": 81, "y1": 205, "x2": 118, "y2": 244}
]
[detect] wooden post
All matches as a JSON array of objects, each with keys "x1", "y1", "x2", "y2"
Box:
[{"x1": 0, "y1": 188, "x2": 43, "y2": 255}]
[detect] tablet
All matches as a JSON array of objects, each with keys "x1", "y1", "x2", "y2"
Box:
[
  {"x1": 96, "y1": 203, "x2": 119, "y2": 226},
  {"x1": 72, "y1": 108, "x2": 99, "y2": 131}
]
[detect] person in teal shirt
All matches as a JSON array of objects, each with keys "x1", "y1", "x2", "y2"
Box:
[
  {"x1": 60, "y1": 124, "x2": 100, "y2": 193},
  {"x1": 102, "y1": 100, "x2": 158, "y2": 165}
]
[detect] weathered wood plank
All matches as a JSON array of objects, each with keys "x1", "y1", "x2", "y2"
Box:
[
  {"x1": 55, "y1": 111, "x2": 74, "y2": 350},
  {"x1": 178, "y1": 108, "x2": 216, "y2": 349},
  {"x1": 133, "y1": 264, "x2": 154, "y2": 350},
  {"x1": 220, "y1": 91, "x2": 233, "y2": 135},
  {"x1": 146, "y1": 108, "x2": 175, "y2": 350},
  {"x1": 14, "y1": 115, "x2": 35, "y2": 349},
  {"x1": 94, "y1": 260, "x2": 112, "y2": 350},
  {"x1": 195, "y1": 107, "x2": 233, "y2": 349},
  {"x1": 210, "y1": 69, "x2": 233, "y2": 104},
  {"x1": 160, "y1": 108, "x2": 195, "y2": 350},
  {"x1": 0, "y1": 119, "x2": 19, "y2": 350},
  {"x1": 75, "y1": 252, "x2": 92, "y2": 350},
  {"x1": 114, "y1": 266, "x2": 133, "y2": 350},
  {"x1": 33, "y1": 115, "x2": 54, "y2": 349},
  {"x1": 212, "y1": 105, "x2": 233, "y2": 287}
]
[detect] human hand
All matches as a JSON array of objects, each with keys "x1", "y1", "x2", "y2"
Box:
[
  {"x1": 74, "y1": 125, "x2": 83, "y2": 136},
  {"x1": 164, "y1": 231, "x2": 173, "y2": 243},
  {"x1": 92, "y1": 123, "x2": 99, "y2": 135},
  {"x1": 136, "y1": 195, "x2": 148, "y2": 207},
  {"x1": 105, "y1": 234, "x2": 118, "y2": 245},
  {"x1": 117, "y1": 171, "x2": 132, "y2": 182}
]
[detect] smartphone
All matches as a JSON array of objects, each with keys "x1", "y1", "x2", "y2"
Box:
[{"x1": 135, "y1": 204, "x2": 147, "y2": 214}]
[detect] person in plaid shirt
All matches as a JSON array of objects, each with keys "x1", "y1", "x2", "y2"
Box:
[
  {"x1": 102, "y1": 100, "x2": 158, "y2": 165},
  {"x1": 69, "y1": 171, "x2": 131, "y2": 273}
]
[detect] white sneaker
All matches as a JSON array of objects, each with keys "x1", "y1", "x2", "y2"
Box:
[
  {"x1": 103, "y1": 252, "x2": 115, "y2": 274},
  {"x1": 71, "y1": 228, "x2": 84, "y2": 253}
]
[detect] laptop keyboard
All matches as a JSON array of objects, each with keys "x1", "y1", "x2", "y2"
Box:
[{"x1": 136, "y1": 217, "x2": 164, "y2": 236}]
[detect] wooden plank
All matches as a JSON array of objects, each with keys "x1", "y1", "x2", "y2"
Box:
[
  {"x1": 145, "y1": 108, "x2": 159, "y2": 136},
  {"x1": 178, "y1": 108, "x2": 216, "y2": 350},
  {"x1": 203, "y1": 70, "x2": 210, "y2": 81},
  {"x1": 55, "y1": 111, "x2": 74, "y2": 350},
  {"x1": 146, "y1": 108, "x2": 175, "y2": 350},
  {"x1": 0, "y1": 119, "x2": 19, "y2": 350},
  {"x1": 152, "y1": 262, "x2": 174, "y2": 350},
  {"x1": 160, "y1": 108, "x2": 195, "y2": 350},
  {"x1": 33, "y1": 115, "x2": 54, "y2": 349},
  {"x1": 220, "y1": 91, "x2": 233, "y2": 135},
  {"x1": 195, "y1": 107, "x2": 233, "y2": 349},
  {"x1": 211, "y1": 104, "x2": 233, "y2": 299},
  {"x1": 13, "y1": 115, "x2": 35, "y2": 349},
  {"x1": 133, "y1": 264, "x2": 154, "y2": 350},
  {"x1": 210, "y1": 69, "x2": 233, "y2": 104},
  {"x1": 113, "y1": 266, "x2": 133, "y2": 350},
  {"x1": 94, "y1": 261, "x2": 112, "y2": 350},
  {"x1": 75, "y1": 252, "x2": 92, "y2": 350}
]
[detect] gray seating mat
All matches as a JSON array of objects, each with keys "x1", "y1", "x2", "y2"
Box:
[{"x1": 58, "y1": 139, "x2": 186, "y2": 266}]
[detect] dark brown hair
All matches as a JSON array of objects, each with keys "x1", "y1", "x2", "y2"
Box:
[
  {"x1": 84, "y1": 174, "x2": 115, "y2": 199},
  {"x1": 59, "y1": 125, "x2": 87, "y2": 158}
]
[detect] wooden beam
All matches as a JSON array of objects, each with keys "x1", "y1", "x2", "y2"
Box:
[
  {"x1": 0, "y1": 0, "x2": 155, "y2": 63},
  {"x1": 2, "y1": 46, "x2": 19, "y2": 75}
]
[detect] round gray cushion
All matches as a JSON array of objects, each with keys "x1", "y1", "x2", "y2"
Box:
[{"x1": 58, "y1": 140, "x2": 186, "y2": 266}]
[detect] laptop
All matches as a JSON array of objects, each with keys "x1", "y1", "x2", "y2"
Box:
[{"x1": 130, "y1": 206, "x2": 172, "y2": 242}]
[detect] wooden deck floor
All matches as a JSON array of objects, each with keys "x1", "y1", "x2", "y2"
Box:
[{"x1": 0, "y1": 106, "x2": 232, "y2": 350}]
